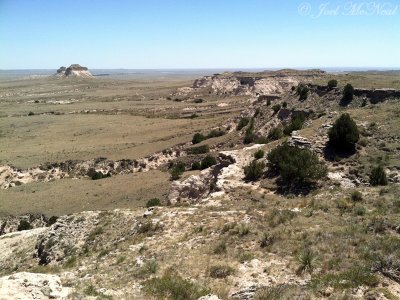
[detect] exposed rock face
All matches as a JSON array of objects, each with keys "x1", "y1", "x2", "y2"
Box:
[
  {"x1": 55, "y1": 64, "x2": 92, "y2": 78},
  {"x1": 0, "y1": 272, "x2": 71, "y2": 299}
]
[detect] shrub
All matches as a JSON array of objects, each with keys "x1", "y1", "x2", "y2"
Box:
[
  {"x1": 190, "y1": 113, "x2": 198, "y2": 119},
  {"x1": 200, "y1": 155, "x2": 217, "y2": 169},
  {"x1": 343, "y1": 83, "x2": 354, "y2": 101},
  {"x1": 17, "y1": 220, "x2": 32, "y2": 231},
  {"x1": 243, "y1": 160, "x2": 265, "y2": 181},
  {"x1": 296, "y1": 249, "x2": 318, "y2": 274},
  {"x1": 267, "y1": 144, "x2": 327, "y2": 185},
  {"x1": 254, "y1": 108, "x2": 261, "y2": 117},
  {"x1": 143, "y1": 271, "x2": 209, "y2": 300},
  {"x1": 170, "y1": 162, "x2": 185, "y2": 180},
  {"x1": 213, "y1": 241, "x2": 227, "y2": 254},
  {"x1": 194, "y1": 98, "x2": 203, "y2": 103},
  {"x1": 266, "y1": 99, "x2": 271, "y2": 106},
  {"x1": 267, "y1": 127, "x2": 283, "y2": 141},
  {"x1": 369, "y1": 165, "x2": 388, "y2": 186},
  {"x1": 328, "y1": 113, "x2": 359, "y2": 151},
  {"x1": 282, "y1": 101, "x2": 288, "y2": 108},
  {"x1": 191, "y1": 161, "x2": 201, "y2": 170},
  {"x1": 237, "y1": 117, "x2": 250, "y2": 130},
  {"x1": 351, "y1": 191, "x2": 363, "y2": 202},
  {"x1": 187, "y1": 145, "x2": 209, "y2": 154},
  {"x1": 209, "y1": 265, "x2": 235, "y2": 278},
  {"x1": 358, "y1": 138, "x2": 368, "y2": 147},
  {"x1": 47, "y1": 216, "x2": 58, "y2": 226},
  {"x1": 90, "y1": 171, "x2": 111, "y2": 180},
  {"x1": 283, "y1": 114, "x2": 306, "y2": 136},
  {"x1": 271, "y1": 104, "x2": 281, "y2": 114},
  {"x1": 192, "y1": 133, "x2": 205, "y2": 144},
  {"x1": 260, "y1": 232, "x2": 275, "y2": 248},
  {"x1": 146, "y1": 198, "x2": 161, "y2": 207},
  {"x1": 28, "y1": 111, "x2": 35, "y2": 116},
  {"x1": 254, "y1": 149, "x2": 265, "y2": 159},
  {"x1": 297, "y1": 84, "x2": 309, "y2": 101},
  {"x1": 327, "y1": 79, "x2": 338, "y2": 89},
  {"x1": 207, "y1": 129, "x2": 225, "y2": 139}
]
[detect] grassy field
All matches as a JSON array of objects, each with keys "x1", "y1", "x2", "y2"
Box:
[{"x1": 0, "y1": 76, "x2": 240, "y2": 215}]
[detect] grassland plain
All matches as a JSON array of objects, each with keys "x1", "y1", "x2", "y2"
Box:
[{"x1": 1, "y1": 70, "x2": 400, "y2": 299}]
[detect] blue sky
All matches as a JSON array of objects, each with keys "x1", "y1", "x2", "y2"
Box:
[{"x1": 0, "y1": 0, "x2": 399, "y2": 69}]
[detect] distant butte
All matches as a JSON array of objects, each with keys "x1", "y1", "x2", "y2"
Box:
[{"x1": 55, "y1": 64, "x2": 93, "y2": 78}]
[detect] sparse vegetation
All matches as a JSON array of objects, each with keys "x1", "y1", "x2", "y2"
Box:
[
  {"x1": 209, "y1": 265, "x2": 235, "y2": 278},
  {"x1": 297, "y1": 84, "x2": 310, "y2": 100},
  {"x1": 296, "y1": 248, "x2": 317, "y2": 274},
  {"x1": 146, "y1": 198, "x2": 161, "y2": 207},
  {"x1": 271, "y1": 104, "x2": 281, "y2": 114},
  {"x1": 170, "y1": 162, "x2": 186, "y2": 180},
  {"x1": 243, "y1": 160, "x2": 265, "y2": 181},
  {"x1": 369, "y1": 165, "x2": 388, "y2": 186},
  {"x1": 267, "y1": 127, "x2": 283, "y2": 141},
  {"x1": 143, "y1": 271, "x2": 210, "y2": 300},
  {"x1": 254, "y1": 149, "x2": 264, "y2": 159},
  {"x1": 237, "y1": 117, "x2": 250, "y2": 130},
  {"x1": 187, "y1": 145, "x2": 209, "y2": 154},
  {"x1": 283, "y1": 113, "x2": 306, "y2": 136}
]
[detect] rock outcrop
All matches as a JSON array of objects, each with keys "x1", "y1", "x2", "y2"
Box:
[
  {"x1": 55, "y1": 64, "x2": 93, "y2": 78},
  {"x1": 0, "y1": 272, "x2": 71, "y2": 299}
]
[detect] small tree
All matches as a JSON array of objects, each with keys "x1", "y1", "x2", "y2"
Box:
[
  {"x1": 244, "y1": 160, "x2": 265, "y2": 181},
  {"x1": 328, "y1": 113, "x2": 359, "y2": 151},
  {"x1": 170, "y1": 162, "x2": 185, "y2": 180},
  {"x1": 327, "y1": 79, "x2": 338, "y2": 89},
  {"x1": 343, "y1": 83, "x2": 354, "y2": 101},
  {"x1": 236, "y1": 117, "x2": 250, "y2": 131},
  {"x1": 267, "y1": 143, "x2": 327, "y2": 186},
  {"x1": 369, "y1": 165, "x2": 388, "y2": 186},
  {"x1": 146, "y1": 198, "x2": 161, "y2": 207},
  {"x1": 297, "y1": 84, "x2": 309, "y2": 101}
]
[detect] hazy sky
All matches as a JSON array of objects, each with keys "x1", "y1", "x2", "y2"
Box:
[{"x1": 1, "y1": 0, "x2": 399, "y2": 69}]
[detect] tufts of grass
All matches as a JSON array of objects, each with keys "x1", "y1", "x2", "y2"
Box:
[
  {"x1": 213, "y1": 240, "x2": 227, "y2": 255},
  {"x1": 143, "y1": 270, "x2": 210, "y2": 300},
  {"x1": 209, "y1": 265, "x2": 235, "y2": 279},
  {"x1": 296, "y1": 248, "x2": 318, "y2": 274}
]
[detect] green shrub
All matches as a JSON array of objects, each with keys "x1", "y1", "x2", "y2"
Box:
[
  {"x1": 297, "y1": 84, "x2": 309, "y2": 101},
  {"x1": 254, "y1": 108, "x2": 261, "y2": 117},
  {"x1": 266, "y1": 99, "x2": 271, "y2": 106},
  {"x1": 187, "y1": 145, "x2": 209, "y2": 154},
  {"x1": 268, "y1": 209, "x2": 297, "y2": 227},
  {"x1": 271, "y1": 104, "x2": 281, "y2": 114},
  {"x1": 28, "y1": 111, "x2": 35, "y2": 116},
  {"x1": 194, "y1": 98, "x2": 203, "y2": 103},
  {"x1": 267, "y1": 143, "x2": 327, "y2": 185},
  {"x1": 343, "y1": 83, "x2": 354, "y2": 101},
  {"x1": 213, "y1": 241, "x2": 227, "y2": 254},
  {"x1": 191, "y1": 161, "x2": 201, "y2": 170},
  {"x1": 47, "y1": 216, "x2": 58, "y2": 226},
  {"x1": 353, "y1": 205, "x2": 367, "y2": 216},
  {"x1": 17, "y1": 220, "x2": 32, "y2": 231},
  {"x1": 328, "y1": 113, "x2": 359, "y2": 151},
  {"x1": 254, "y1": 149, "x2": 265, "y2": 159},
  {"x1": 350, "y1": 191, "x2": 363, "y2": 202},
  {"x1": 283, "y1": 114, "x2": 306, "y2": 136},
  {"x1": 260, "y1": 232, "x2": 275, "y2": 248},
  {"x1": 236, "y1": 117, "x2": 250, "y2": 130},
  {"x1": 327, "y1": 79, "x2": 338, "y2": 89},
  {"x1": 146, "y1": 198, "x2": 161, "y2": 207},
  {"x1": 207, "y1": 129, "x2": 225, "y2": 139},
  {"x1": 243, "y1": 160, "x2": 265, "y2": 181},
  {"x1": 170, "y1": 162, "x2": 186, "y2": 180},
  {"x1": 267, "y1": 127, "x2": 283, "y2": 141},
  {"x1": 369, "y1": 165, "x2": 388, "y2": 186},
  {"x1": 192, "y1": 133, "x2": 205, "y2": 144},
  {"x1": 200, "y1": 155, "x2": 217, "y2": 169},
  {"x1": 243, "y1": 132, "x2": 256, "y2": 144},
  {"x1": 209, "y1": 265, "x2": 235, "y2": 278},
  {"x1": 282, "y1": 101, "x2": 288, "y2": 108},
  {"x1": 143, "y1": 271, "x2": 209, "y2": 300},
  {"x1": 296, "y1": 249, "x2": 318, "y2": 274}
]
